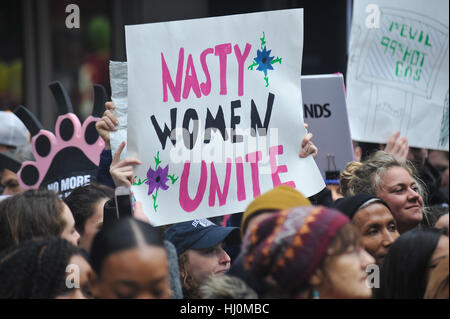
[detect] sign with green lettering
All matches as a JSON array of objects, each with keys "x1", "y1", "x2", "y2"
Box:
[{"x1": 347, "y1": 0, "x2": 449, "y2": 151}]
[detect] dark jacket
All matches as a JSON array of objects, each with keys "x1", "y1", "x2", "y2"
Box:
[{"x1": 96, "y1": 149, "x2": 115, "y2": 189}]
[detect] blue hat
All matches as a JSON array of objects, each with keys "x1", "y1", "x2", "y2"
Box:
[{"x1": 165, "y1": 218, "x2": 240, "y2": 256}]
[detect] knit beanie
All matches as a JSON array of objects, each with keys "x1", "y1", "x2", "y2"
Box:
[
  {"x1": 241, "y1": 206, "x2": 349, "y2": 295},
  {"x1": 241, "y1": 185, "x2": 311, "y2": 237},
  {"x1": 334, "y1": 194, "x2": 392, "y2": 220}
]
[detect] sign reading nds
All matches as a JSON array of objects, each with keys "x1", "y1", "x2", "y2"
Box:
[{"x1": 301, "y1": 74, "x2": 354, "y2": 181}]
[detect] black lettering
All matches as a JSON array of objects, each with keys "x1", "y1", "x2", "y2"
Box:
[
  {"x1": 314, "y1": 104, "x2": 323, "y2": 118},
  {"x1": 304, "y1": 104, "x2": 314, "y2": 119},
  {"x1": 250, "y1": 93, "x2": 274, "y2": 137},
  {"x1": 230, "y1": 100, "x2": 243, "y2": 143},
  {"x1": 323, "y1": 103, "x2": 331, "y2": 118},
  {"x1": 182, "y1": 108, "x2": 199, "y2": 150},
  {"x1": 150, "y1": 108, "x2": 177, "y2": 150},
  {"x1": 204, "y1": 106, "x2": 228, "y2": 143}
]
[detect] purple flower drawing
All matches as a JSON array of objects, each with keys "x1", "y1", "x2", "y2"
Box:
[
  {"x1": 133, "y1": 151, "x2": 179, "y2": 212},
  {"x1": 145, "y1": 165, "x2": 169, "y2": 195}
]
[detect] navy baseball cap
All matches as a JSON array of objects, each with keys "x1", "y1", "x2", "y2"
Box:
[{"x1": 165, "y1": 218, "x2": 241, "y2": 256}]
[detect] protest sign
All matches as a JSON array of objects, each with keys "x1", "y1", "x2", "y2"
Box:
[
  {"x1": 14, "y1": 82, "x2": 106, "y2": 198},
  {"x1": 125, "y1": 9, "x2": 325, "y2": 226},
  {"x1": 347, "y1": 0, "x2": 449, "y2": 150},
  {"x1": 301, "y1": 74, "x2": 354, "y2": 182}
]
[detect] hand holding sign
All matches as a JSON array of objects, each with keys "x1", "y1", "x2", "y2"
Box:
[
  {"x1": 95, "y1": 102, "x2": 119, "y2": 150},
  {"x1": 382, "y1": 131, "x2": 409, "y2": 162},
  {"x1": 299, "y1": 123, "x2": 318, "y2": 159}
]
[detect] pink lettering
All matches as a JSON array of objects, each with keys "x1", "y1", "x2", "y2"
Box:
[
  {"x1": 214, "y1": 43, "x2": 232, "y2": 95},
  {"x1": 234, "y1": 43, "x2": 252, "y2": 96},
  {"x1": 209, "y1": 158, "x2": 232, "y2": 207},
  {"x1": 269, "y1": 145, "x2": 296, "y2": 188},
  {"x1": 235, "y1": 156, "x2": 246, "y2": 201},
  {"x1": 179, "y1": 160, "x2": 207, "y2": 212},
  {"x1": 183, "y1": 54, "x2": 201, "y2": 99},
  {"x1": 200, "y1": 48, "x2": 214, "y2": 96},
  {"x1": 246, "y1": 151, "x2": 262, "y2": 198},
  {"x1": 161, "y1": 48, "x2": 184, "y2": 102}
]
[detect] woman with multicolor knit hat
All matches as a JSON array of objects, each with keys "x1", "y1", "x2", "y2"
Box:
[{"x1": 241, "y1": 206, "x2": 375, "y2": 299}]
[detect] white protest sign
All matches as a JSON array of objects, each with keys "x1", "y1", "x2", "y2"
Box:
[
  {"x1": 125, "y1": 9, "x2": 325, "y2": 226},
  {"x1": 347, "y1": 0, "x2": 449, "y2": 151},
  {"x1": 301, "y1": 74, "x2": 354, "y2": 181}
]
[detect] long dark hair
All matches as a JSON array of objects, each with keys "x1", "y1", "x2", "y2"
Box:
[
  {"x1": 377, "y1": 228, "x2": 445, "y2": 299},
  {"x1": 90, "y1": 217, "x2": 165, "y2": 276}
]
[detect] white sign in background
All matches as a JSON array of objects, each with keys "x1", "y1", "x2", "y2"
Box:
[
  {"x1": 301, "y1": 74, "x2": 354, "y2": 180},
  {"x1": 347, "y1": 0, "x2": 449, "y2": 151},
  {"x1": 125, "y1": 9, "x2": 325, "y2": 226}
]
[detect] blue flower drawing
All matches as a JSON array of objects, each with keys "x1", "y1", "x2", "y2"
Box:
[
  {"x1": 248, "y1": 32, "x2": 282, "y2": 87},
  {"x1": 254, "y1": 46, "x2": 275, "y2": 74}
]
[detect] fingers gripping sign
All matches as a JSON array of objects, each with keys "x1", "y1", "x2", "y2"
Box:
[
  {"x1": 382, "y1": 131, "x2": 409, "y2": 162},
  {"x1": 95, "y1": 102, "x2": 119, "y2": 150},
  {"x1": 299, "y1": 123, "x2": 318, "y2": 159}
]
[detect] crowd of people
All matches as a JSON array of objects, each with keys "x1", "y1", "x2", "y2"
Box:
[{"x1": 0, "y1": 99, "x2": 448, "y2": 299}]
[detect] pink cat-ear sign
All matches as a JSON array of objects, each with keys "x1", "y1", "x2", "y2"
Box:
[
  {"x1": 17, "y1": 114, "x2": 104, "y2": 190},
  {"x1": 13, "y1": 82, "x2": 107, "y2": 194}
]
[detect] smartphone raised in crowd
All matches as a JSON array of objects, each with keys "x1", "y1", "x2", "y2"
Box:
[
  {"x1": 103, "y1": 198, "x2": 118, "y2": 227},
  {"x1": 114, "y1": 186, "x2": 134, "y2": 219}
]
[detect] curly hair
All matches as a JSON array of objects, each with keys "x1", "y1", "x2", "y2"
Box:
[
  {"x1": 338, "y1": 161, "x2": 363, "y2": 197},
  {"x1": 0, "y1": 238, "x2": 89, "y2": 298},
  {"x1": 347, "y1": 151, "x2": 427, "y2": 203},
  {"x1": 0, "y1": 189, "x2": 67, "y2": 251},
  {"x1": 178, "y1": 251, "x2": 201, "y2": 299}
]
